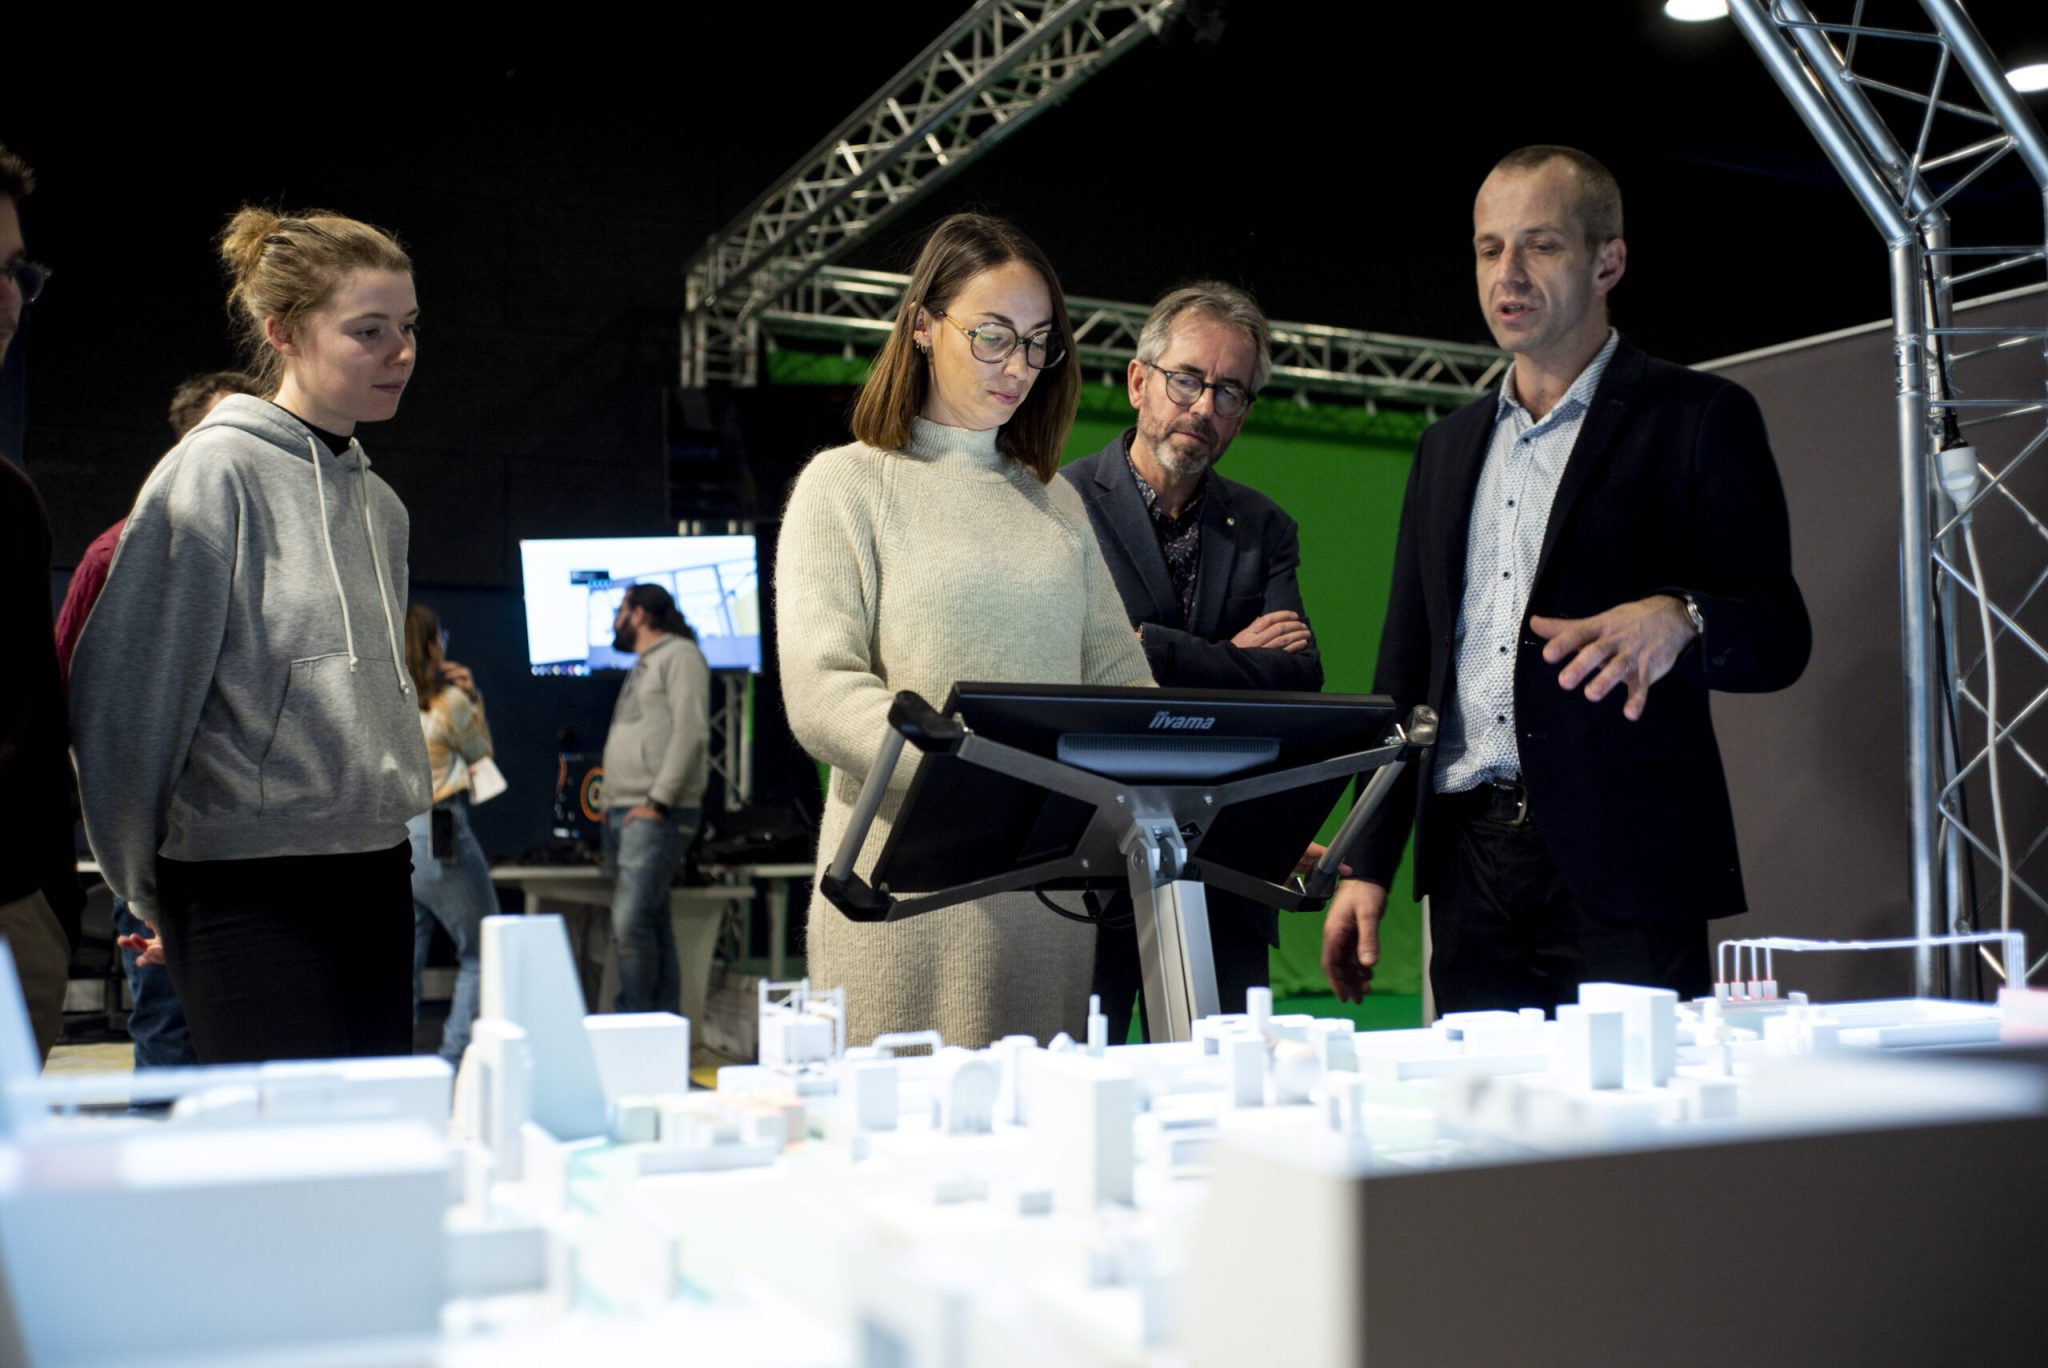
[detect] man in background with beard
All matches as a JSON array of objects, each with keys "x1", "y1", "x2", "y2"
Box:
[
  {"x1": 1060, "y1": 281, "x2": 1321, "y2": 1041},
  {"x1": 601, "y1": 583, "x2": 711, "y2": 1013}
]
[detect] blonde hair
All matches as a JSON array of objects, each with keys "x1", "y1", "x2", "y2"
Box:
[
  {"x1": 219, "y1": 206, "x2": 412, "y2": 395},
  {"x1": 850, "y1": 213, "x2": 1078, "y2": 484}
]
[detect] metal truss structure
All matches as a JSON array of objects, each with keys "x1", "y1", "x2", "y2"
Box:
[
  {"x1": 682, "y1": 0, "x2": 1186, "y2": 387},
  {"x1": 708, "y1": 674, "x2": 752, "y2": 814},
  {"x1": 1730, "y1": 0, "x2": 2048, "y2": 995},
  {"x1": 761, "y1": 265, "x2": 1508, "y2": 408}
]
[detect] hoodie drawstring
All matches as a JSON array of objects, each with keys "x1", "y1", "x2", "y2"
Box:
[
  {"x1": 310, "y1": 437, "x2": 361, "y2": 674},
  {"x1": 350, "y1": 439, "x2": 410, "y2": 698}
]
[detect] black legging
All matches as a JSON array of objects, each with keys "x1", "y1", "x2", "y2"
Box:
[{"x1": 155, "y1": 841, "x2": 415, "y2": 1064}]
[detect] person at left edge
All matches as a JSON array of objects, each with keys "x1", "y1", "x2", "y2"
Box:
[
  {"x1": 0, "y1": 142, "x2": 80, "y2": 1064},
  {"x1": 601, "y1": 582, "x2": 711, "y2": 1015},
  {"x1": 1059, "y1": 280, "x2": 1320, "y2": 1042},
  {"x1": 70, "y1": 206, "x2": 430, "y2": 1064}
]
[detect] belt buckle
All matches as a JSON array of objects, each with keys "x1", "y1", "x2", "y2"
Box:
[{"x1": 1494, "y1": 779, "x2": 1530, "y2": 828}]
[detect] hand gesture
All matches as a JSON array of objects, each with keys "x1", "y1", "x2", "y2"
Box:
[
  {"x1": 1529, "y1": 595, "x2": 1697, "y2": 721},
  {"x1": 440, "y1": 660, "x2": 478, "y2": 698}
]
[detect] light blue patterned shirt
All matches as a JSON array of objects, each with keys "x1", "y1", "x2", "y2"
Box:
[{"x1": 1435, "y1": 330, "x2": 1620, "y2": 795}]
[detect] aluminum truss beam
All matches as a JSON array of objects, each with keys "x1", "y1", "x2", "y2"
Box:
[
  {"x1": 1729, "y1": 0, "x2": 2048, "y2": 995},
  {"x1": 760, "y1": 265, "x2": 1508, "y2": 408},
  {"x1": 708, "y1": 674, "x2": 752, "y2": 813},
  {"x1": 682, "y1": 0, "x2": 1183, "y2": 387}
]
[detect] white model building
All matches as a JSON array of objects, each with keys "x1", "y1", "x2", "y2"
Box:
[{"x1": 1, "y1": 926, "x2": 2045, "y2": 1366}]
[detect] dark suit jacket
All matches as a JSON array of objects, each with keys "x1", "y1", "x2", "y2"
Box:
[
  {"x1": 1062, "y1": 432, "x2": 1325, "y2": 947},
  {"x1": 1353, "y1": 337, "x2": 1811, "y2": 922},
  {"x1": 1062, "y1": 432, "x2": 1323, "y2": 693}
]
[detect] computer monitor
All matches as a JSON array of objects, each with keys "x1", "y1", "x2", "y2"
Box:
[
  {"x1": 519, "y1": 535, "x2": 761, "y2": 675},
  {"x1": 867, "y1": 682, "x2": 1398, "y2": 899}
]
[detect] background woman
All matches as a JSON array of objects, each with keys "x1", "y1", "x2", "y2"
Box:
[
  {"x1": 403, "y1": 604, "x2": 495, "y2": 1065},
  {"x1": 71, "y1": 207, "x2": 428, "y2": 1064},
  {"x1": 776, "y1": 212, "x2": 1153, "y2": 1050}
]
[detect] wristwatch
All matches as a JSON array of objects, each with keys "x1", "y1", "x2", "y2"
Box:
[{"x1": 1681, "y1": 593, "x2": 1706, "y2": 638}]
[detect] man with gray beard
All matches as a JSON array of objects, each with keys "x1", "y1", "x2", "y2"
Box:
[{"x1": 1059, "y1": 281, "x2": 1321, "y2": 1041}]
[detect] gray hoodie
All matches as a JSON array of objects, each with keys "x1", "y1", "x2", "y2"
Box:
[{"x1": 70, "y1": 396, "x2": 431, "y2": 922}]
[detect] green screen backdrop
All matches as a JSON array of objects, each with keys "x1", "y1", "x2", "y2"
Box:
[{"x1": 768, "y1": 350, "x2": 1433, "y2": 996}]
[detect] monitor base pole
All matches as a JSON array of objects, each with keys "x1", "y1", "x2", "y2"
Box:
[{"x1": 1126, "y1": 825, "x2": 1219, "y2": 1044}]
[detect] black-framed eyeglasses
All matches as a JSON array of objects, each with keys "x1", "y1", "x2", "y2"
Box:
[
  {"x1": 2, "y1": 260, "x2": 52, "y2": 305},
  {"x1": 1145, "y1": 362, "x2": 1255, "y2": 419},
  {"x1": 933, "y1": 311, "x2": 1066, "y2": 370}
]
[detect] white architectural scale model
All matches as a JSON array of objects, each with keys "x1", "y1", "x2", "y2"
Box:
[{"x1": 1, "y1": 919, "x2": 2044, "y2": 1367}]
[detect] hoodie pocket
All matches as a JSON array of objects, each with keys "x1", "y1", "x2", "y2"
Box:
[{"x1": 260, "y1": 654, "x2": 430, "y2": 826}]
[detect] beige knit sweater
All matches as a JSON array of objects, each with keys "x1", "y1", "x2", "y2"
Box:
[{"x1": 776, "y1": 419, "x2": 1155, "y2": 1048}]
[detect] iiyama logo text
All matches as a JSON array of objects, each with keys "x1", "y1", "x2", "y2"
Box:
[{"x1": 1149, "y1": 710, "x2": 1217, "y2": 732}]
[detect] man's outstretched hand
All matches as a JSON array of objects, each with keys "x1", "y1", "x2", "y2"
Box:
[{"x1": 1529, "y1": 594, "x2": 1697, "y2": 721}]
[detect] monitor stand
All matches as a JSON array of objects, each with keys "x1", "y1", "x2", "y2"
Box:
[{"x1": 820, "y1": 690, "x2": 1436, "y2": 1043}]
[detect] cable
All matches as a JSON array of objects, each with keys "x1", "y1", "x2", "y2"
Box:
[
  {"x1": 1033, "y1": 889, "x2": 1133, "y2": 929},
  {"x1": 1939, "y1": 438, "x2": 2016, "y2": 983},
  {"x1": 1963, "y1": 519, "x2": 2014, "y2": 979},
  {"x1": 1930, "y1": 598, "x2": 1989, "y2": 1000}
]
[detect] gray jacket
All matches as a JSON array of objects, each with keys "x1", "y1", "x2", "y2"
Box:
[
  {"x1": 70, "y1": 396, "x2": 430, "y2": 921},
  {"x1": 601, "y1": 633, "x2": 711, "y2": 811}
]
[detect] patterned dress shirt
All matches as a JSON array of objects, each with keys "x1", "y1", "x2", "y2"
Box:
[
  {"x1": 1126, "y1": 445, "x2": 1205, "y2": 625},
  {"x1": 1436, "y1": 330, "x2": 1621, "y2": 795}
]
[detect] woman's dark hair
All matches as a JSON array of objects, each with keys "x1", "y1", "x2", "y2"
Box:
[
  {"x1": 623, "y1": 583, "x2": 696, "y2": 640},
  {"x1": 404, "y1": 603, "x2": 446, "y2": 709},
  {"x1": 850, "y1": 212, "x2": 1079, "y2": 483}
]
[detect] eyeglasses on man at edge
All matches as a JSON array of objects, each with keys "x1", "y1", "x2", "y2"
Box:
[
  {"x1": 933, "y1": 311, "x2": 1066, "y2": 370},
  {"x1": 2, "y1": 260, "x2": 52, "y2": 305},
  {"x1": 1145, "y1": 361, "x2": 1255, "y2": 419}
]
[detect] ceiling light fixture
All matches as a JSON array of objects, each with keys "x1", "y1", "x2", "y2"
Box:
[
  {"x1": 2009, "y1": 64, "x2": 2048, "y2": 95},
  {"x1": 1664, "y1": 0, "x2": 1729, "y2": 21}
]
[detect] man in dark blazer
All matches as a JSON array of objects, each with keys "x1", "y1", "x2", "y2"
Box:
[
  {"x1": 1061, "y1": 281, "x2": 1322, "y2": 1041},
  {"x1": 1324, "y1": 146, "x2": 1810, "y2": 1017}
]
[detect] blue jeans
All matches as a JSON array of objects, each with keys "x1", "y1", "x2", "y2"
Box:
[
  {"x1": 114, "y1": 900, "x2": 198, "y2": 1069},
  {"x1": 603, "y1": 806, "x2": 700, "y2": 1014},
  {"x1": 407, "y1": 796, "x2": 492, "y2": 1063}
]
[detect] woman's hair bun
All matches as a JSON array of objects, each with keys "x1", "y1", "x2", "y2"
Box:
[{"x1": 218, "y1": 206, "x2": 285, "y2": 283}]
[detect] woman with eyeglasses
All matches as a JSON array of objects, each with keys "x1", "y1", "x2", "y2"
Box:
[
  {"x1": 71, "y1": 206, "x2": 429, "y2": 1064},
  {"x1": 776, "y1": 212, "x2": 1154, "y2": 1050}
]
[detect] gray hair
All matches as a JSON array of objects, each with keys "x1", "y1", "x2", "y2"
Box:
[{"x1": 1135, "y1": 280, "x2": 1273, "y2": 395}]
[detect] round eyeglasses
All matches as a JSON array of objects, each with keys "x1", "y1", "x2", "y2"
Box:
[
  {"x1": 2, "y1": 260, "x2": 52, "y2": 305},
  {"x1": 1145, "y1": 362, "x2": 1255, "y2": 419},
  {"x1": 933, "y1": 311, "x2": 1066, "y2": 370}
]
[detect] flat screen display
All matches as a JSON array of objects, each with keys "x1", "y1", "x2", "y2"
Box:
[
  {"x1": 869, "y1": 683, "x2": 1396, "y2": 895},
  {"x1": 519, "y1": 535, "x2": 761, "y2": 675}
]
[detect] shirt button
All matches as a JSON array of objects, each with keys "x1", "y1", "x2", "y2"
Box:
[
  {"x1": 1507, "y1": 499, "x2": 1515, "y2": 506},
  {"x1": 1499, "y1": 645, "x2": 1508, "y2": 654},
  {"x1": 1496, "y1": 714, "x2": 1507, "y2": 724},
  {"x1": 1502, "y1": 571, "x2": 1511, "y2": 579}
]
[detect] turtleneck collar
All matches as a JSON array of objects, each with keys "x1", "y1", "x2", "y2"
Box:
[{"x1": 906, "y1": 416, "x2": 1006, "y2": 472}]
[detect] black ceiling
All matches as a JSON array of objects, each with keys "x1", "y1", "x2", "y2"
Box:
[{"x1": 7, "y1": 2, "x2": 2046, "y2": 515}]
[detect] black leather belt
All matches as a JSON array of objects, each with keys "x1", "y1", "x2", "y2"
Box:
[{"x1": 1450, "y1": 778, "x2": 1531, "y2": 827}]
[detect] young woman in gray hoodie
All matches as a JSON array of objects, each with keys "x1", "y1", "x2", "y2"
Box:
[{"x1": 70, "y1": 206, "x2": 431, "y2": 1064}]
